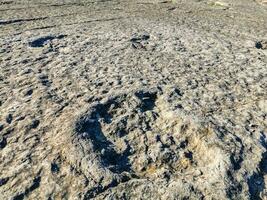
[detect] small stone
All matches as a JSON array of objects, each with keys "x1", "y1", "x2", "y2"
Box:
[
  {"x1": 142, "y1": 80, "x2": 148, "y2": 85},
  {"x1": 82, "y1": 132, "x2": 89, "y2": 138},
  {"x1": 256, "y1": 180, "x2": 262, "y2": 185},
  {"x1": 214, "y1": 1, "x2": 229, "y2": 7},
  {"x1": 101, "y1": 149, "x2": 106, "y2": 155},
  {"x1": 20, "y1": 68, "x2": 33, "y2": 75}
]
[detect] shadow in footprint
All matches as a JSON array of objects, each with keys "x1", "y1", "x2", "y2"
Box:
[
  {"x1": 29, "y1": 35, "x2": 66, "y2": 48},
  {"x1": 75, "y1": 100, "x2": 131, "y2": 174},
  {"x1": 230, "y1": 136, "x2": 244, "y2": 171},
  {"x1": 248, "y1": 133, "x2": 267, "y2": 199}
]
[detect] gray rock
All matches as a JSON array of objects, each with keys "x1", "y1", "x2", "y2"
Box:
[{"x1": 0, "y1": 0, "x2": 266, "y2": 199}]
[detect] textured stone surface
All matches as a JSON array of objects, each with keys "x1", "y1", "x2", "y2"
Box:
[{"x1": 0, "y1": 0, "x2": 267, "y2": 199}]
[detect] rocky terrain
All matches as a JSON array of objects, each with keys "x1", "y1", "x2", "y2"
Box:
[{"x1": 0, "y1": 0, "x2": 267, "y2": 199}]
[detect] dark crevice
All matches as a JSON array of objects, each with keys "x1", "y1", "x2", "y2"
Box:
[
  {"x1": 0, "y1": 1, "x2": 13, "y2": 5},
  {"x1": 226, "y1": 170, "x2": 243, "y2": 199},
  {"x1": 0, "y1": 177, "x2": 9, "y2": 186},
  {"x1": 135, "y1": 91, "x2": 157, "y2": 112},
  {"x1": 130, "y1": 34, "x2": 150, "y2": 50},
  {"x1": 51, "y1": 163, "x2": 60, "y2": 174},
  {"x1": 0, "y1": 8, "x2": 30, "y2": 11},
  {"x1": 13, "y1": 176, "x2": 41, "y2": 200},
  {"x1": 130, "y1": 34, "x2": 150, "y2": 43},
  {"x1": 65, "y1": 17, "x2": 123, "y2": 26},
  {"x1": 248, "y1": 132, "x2": 267, "y2": 199},
  {"x1": 28, "y1": 25, "x2": 56, "y2": 31},
  {"x1": 0, "y1": 136, "x2": 7, "y2": 149},
  {"x1": 0, "y1": 17, "x2": 47, "y2": 25},
  {"x1": 255, "y1": 40, "x2": 267, "y2": 50},
  {"x1": 230, "y1": 136, "x2": 244, "y2": 171}
]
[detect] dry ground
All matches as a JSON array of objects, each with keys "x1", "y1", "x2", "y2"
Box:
[{"x1": 0, "y1": 0, "x2": 267, "y2": 199}]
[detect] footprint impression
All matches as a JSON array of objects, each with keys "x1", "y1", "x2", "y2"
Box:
[{"x1": 66, "y1": 89, "x2": 228, "y2": 193}]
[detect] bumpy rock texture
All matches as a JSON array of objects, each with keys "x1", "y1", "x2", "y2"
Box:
[{"x1": 0, "y1": 0, "x2": 267, "y2": 199}]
